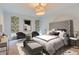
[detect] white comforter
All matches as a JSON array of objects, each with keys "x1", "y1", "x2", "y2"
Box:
[
  {"x1": 32, "y1": 35, "x2": 68, "y2": 54},
  {"x1": 36, "y1": 35, "x2": 58, "y2": 42}
]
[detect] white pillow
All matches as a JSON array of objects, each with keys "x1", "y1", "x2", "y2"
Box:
[
  {"x1": 47, "y1": 29, "x2": 56, "y2": 34},
  {"x1": 59, "y1": 31, "x2": 66, "y2": 39},
  {"x1": 56, "y1": 30, "x2": 62, "y2": 33}
]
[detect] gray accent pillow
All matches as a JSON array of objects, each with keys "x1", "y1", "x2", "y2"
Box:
[{"x1": 49, "y1": 31, "x2": 60, "y2": 36}]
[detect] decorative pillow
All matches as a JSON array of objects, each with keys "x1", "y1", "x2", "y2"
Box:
[
  {"x1": 49, "y1": 31, "x2": 60, "y2": 36},
  {"x1": 47, "y1": 29, "x2": 56, "y2": 35},
  {"x1": 59, "y1": 31, "x2": 67, "y2": 39},
  {"x1": 57, "y1": 29, "x2": 67, "y2": 32},
  {"x1": 16, "y1": 32, "x2": 26, "y2": 39}
]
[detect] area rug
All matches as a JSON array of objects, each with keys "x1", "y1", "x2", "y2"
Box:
[
  {"x1": 62, "y1": 50, "x2": 78, "y2": 55},
  {"x1": 16, "y1": 42, "x2": 30, "y2": 55},
  {"x1": 16, "y1": 43, "x2": 79, "y2": 55},
  {"x1": 55, "y1": 47, "x2": 79, "y2": 55},
  {"x1": 56, "y1": 50, "x2": 78, "y2": 55},
  {"x1": 16, "y1": 42, "x2": 44, "y2": 55}
]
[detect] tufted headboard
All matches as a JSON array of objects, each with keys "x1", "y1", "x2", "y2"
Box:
[
  {"x1": 49, "y1": 20, "x2": 74, "y2": 37},
  {"x1": 0, "y1": 25, "x2": 2, "y2": 32}
]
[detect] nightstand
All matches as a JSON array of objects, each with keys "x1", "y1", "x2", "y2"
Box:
[
  {"x1": 70, "y1": 37, "x2": 79, "y2": 48},
  {"x1": 0, "y1": 36, "x2": 8, "y2": 55}
]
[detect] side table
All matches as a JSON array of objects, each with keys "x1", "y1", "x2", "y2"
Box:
[
  {"x1": 70, "y1": 37, "x2": 79, "y2": 48},
  {"x1": 0, "y1": 36, "x2": 8, "y2": 55}
]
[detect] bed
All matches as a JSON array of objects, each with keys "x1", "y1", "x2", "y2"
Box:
[
  {"x1": 32, "y1": 30, "x2": 68, "y2": 54},
  {"x1": 32, "y1": 20, "x2": 74, "y2": 55}
]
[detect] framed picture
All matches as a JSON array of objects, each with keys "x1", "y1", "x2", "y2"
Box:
[
  {"x1": 24, "y1": 20, "x2": 31, "y2": 34},
  {"x1": 11, "y1": 16, "x2": 19, "y2": 32},
  {"x1": 35, "y1": 20, "x2": 40, "y2": 31}
]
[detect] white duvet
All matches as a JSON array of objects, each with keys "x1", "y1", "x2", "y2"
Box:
[
  {"x1": 36, "y1": 35, "x2": 58, "y2": 42},
  {"x1": 32, "y1": 35, "x2": 68, "y2": 54}
]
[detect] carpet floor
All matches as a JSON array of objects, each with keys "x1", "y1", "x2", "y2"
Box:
[
  {"x1": 0, "y1": 40, "x2": 79, "y2": 55},
  {"x1": 54, "y1": 46, "x2": 79, "y2": 55},
  {"x1": 16, "y1": 41, "x2": 79, "y2": 55}
]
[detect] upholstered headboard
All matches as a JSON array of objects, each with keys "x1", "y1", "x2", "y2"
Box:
[
  {"x1": 0, "y1": 25, "x2": 2, "y2": 32},
  {"x1": 49, "y1": 20, "x2": 74, "y2": 37}
]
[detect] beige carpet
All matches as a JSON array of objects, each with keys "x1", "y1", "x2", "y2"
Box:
[
  {"x1": 16, "y1": 42, "x2": 79, "y2": 55},
  {"x1": 57, "y1": 50, "x2": 78, "y2": 55},
  {"x1": 16, "y1": 42, "x2": 26, "y2": 55},
  {"x1": 55, "y1": 46, "x2": 79, "y2": 55},
  {"x1": 16, "y1": 42, "x2": 30, "y2": 55}
]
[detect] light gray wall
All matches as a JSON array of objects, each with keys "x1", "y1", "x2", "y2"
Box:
[
  {"x1": 3, "y1": 11, "x2": 38, "y2": 37},
  {"x1": 0, "y1": 9, "x2": 4, "y2": 32},
  {"x1": 40, "y1": 6, "x2": 79, "y2": 35},
  {"x1": 1, "y1": 4, "x2": 79, "y2": 36}
]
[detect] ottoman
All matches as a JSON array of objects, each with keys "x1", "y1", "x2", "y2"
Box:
[{"x1": 24, "y1": 41, "x2": 43, "y2": 55}]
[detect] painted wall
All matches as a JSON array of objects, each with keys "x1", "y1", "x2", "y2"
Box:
[
  {"x1": 40, "y1": 6, "x2": 79, "y2": 35},
  {"x1": 1, "y1": 4, "x2": 79, "y2": 36},
  {"x1": 3, "y1": 11, "x2": 38, "y2": 38},
  {"x1": 0, "y1": 9, "x2": 4, "y2": 32}
]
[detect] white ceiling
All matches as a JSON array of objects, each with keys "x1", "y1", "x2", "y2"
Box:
[{"x1": 0, "y1": 3, "x2": 79, "y2": 17}]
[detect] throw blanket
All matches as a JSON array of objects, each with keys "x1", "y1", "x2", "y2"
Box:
[{"x1": 36, "y1": 35, "x2": 58, "y2": 42}]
